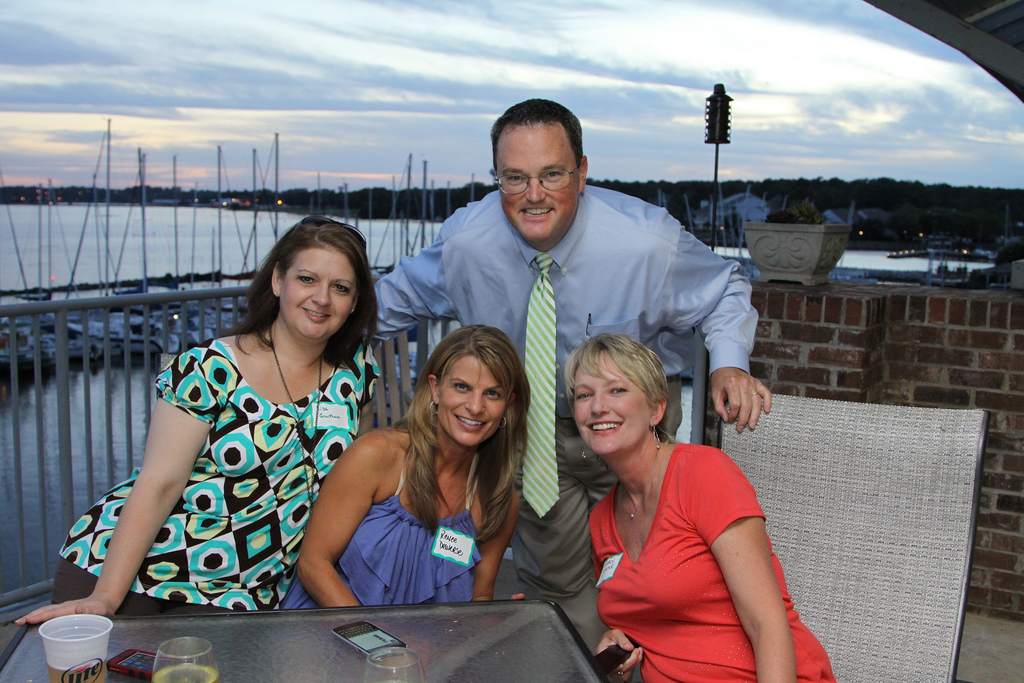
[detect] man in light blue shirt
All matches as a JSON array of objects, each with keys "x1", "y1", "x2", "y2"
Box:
[{"x1": 376, "y1": 99, "x2": 771, "y2": 646}]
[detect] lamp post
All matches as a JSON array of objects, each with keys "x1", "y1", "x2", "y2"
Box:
[{"x1": 705, "y1": 83, "x2": 733, "y2": 251}]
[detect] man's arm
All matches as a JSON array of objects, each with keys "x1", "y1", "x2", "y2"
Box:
[
  {"x1": 667, "y1": 228, "x2": 771, "y2": 431},
  {"x1": 374, "y1": 239, "x2": 456, "y2": 340}
]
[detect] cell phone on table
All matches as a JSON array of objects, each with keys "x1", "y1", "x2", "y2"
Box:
[
  {"x1": 108, "y1": 649, "x2": 157, "y2": 680},
  {"x1": 332, "y1": 621, "x2": 406, "y2": 654},
  {"x1": 594, "y1": 644, "x2": 631, "y2": 675}
]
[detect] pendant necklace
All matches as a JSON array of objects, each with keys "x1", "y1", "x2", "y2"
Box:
[
  {"x1": 623, "y1": 495, "x2": 639, "y2": 519},
  {"x1": 623, "y1": 430, "x2": 664, "y2": 520},
  {"x1": 270, "y1": 331, "x2": 323, "y2": 509},
  {"x1": 271, "y1": 336, "x2": 323, "y2": 455}
]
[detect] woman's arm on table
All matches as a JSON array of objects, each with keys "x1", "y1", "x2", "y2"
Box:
[
  {"x1": 295, "y1": 430, "x2": 397, "y2": 607},
  {"x1": 711, "y1": 516, "x2": 797, "y2": 683},
  {"x1": 17, "y1": 401, "x2": 211, "y2": 624},
  {"x1": 471, "y1": 494, "x2": 519, "y2": 601}
]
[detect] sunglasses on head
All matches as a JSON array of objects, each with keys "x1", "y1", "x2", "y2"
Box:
[{"x1": 298, "y1": 215, "x2": 367, "y2": 250}]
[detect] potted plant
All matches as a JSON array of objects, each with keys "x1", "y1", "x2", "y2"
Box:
[{"x1": 743, "y1": 201, "x2": 852, "y2": 285}]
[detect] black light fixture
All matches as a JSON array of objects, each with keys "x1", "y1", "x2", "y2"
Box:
[
  {"x1": 705, "y1": 83, "x2": 733, "y2": 250},
  {"x1": 705, "y1": 83, "x2": 733, "y2": 144}
]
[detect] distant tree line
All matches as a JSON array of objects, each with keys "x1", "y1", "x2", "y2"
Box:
[
  {"x1": 587, "y1": 177, "x2": 1023, "y2": 246},
  {"x1": 4, "y1": 177, "x2": 1021, "y2": 246}
]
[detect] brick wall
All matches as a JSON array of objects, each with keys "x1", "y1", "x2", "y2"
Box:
[{"x1": 717, "y1": 282, "x2": 1024, "y2": 622}]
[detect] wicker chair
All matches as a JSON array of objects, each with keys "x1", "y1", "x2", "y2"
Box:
[{"x1": 719, "y1": 394, "x2": 988, "y2": 683}]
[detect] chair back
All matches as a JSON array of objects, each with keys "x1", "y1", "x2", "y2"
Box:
[
  {"x1": 158, "y1": 352, "x2": 176, "y2": 373},
  {"x1": 370, "y1": 335, "x2": 414, "y2": 427},
  {"x1": 719, "y1": 394, "x2": 988, "y2": 683}
]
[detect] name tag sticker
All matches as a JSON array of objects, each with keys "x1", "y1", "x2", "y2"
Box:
[
  {"x1": 597, "y1": 553, "x2": 623, "y2": 587},
  {"x1": 431, "y1": 526, "x2": 475, "y2": 567},
  {"x1": 317, "y1": 402, "x2": 350, "y2": 431}
]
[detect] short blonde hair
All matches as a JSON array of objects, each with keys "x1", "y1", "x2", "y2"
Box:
[{"x1": 564, "y1": 334, "x2": 668, "y2": 410}]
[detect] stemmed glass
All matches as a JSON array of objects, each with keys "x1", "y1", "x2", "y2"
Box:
[
  {"x1": 153, "y1": 637, "x2": 219, "y2": 683},
  {"x1": 363, "y1": 647, "x2": 426, "y2": 683}
]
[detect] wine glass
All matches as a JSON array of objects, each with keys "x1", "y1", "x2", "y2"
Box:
[
  {"x1": 363, "y1": 647, "x2": 426, "y2": 683},
  {"x1": 153, "y1": 637, "x2": 219, "y2": 683}
]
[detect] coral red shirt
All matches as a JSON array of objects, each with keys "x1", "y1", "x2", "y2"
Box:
[{"x1": 590, "y1": 444, "x2": 835, "y2": 682}]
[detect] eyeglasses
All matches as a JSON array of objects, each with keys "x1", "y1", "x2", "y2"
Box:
[
  {"x1": 496, "y1": 165, "x2": 580, "y2": 195},
  {"x1": 298, "y1": 215, "x2": 366, "y2": 249}
]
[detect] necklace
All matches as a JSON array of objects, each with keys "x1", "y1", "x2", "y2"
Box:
[
  {"x1": 623, "y1": 494, "x2": 640, "y2": 519},
  {"x1": 622, "y1": 437, "x2": 665, "y2": 519},
  {"x1": 270, "y1": 333, "x2": 323, "y2": 456}
]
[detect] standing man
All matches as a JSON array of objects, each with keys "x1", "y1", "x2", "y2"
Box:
[{"x1": 375, "y1": 99, "x2": 771, "y2": 646}]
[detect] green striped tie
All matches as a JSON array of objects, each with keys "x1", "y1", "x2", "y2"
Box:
[{"x1": 523, "y1": 252, "x2": 559, "y2": 517}]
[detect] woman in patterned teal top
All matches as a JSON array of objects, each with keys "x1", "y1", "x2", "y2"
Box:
[{"x1": 19, "y1": 217, "x2": 379, "y2": 624}]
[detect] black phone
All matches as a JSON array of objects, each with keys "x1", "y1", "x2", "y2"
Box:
[
  {"x1": 107, "y1": 649, "x2": 157, "y2": 680},
  {"x1": 594, "y1": 644, "x2": 631, "y2": 675},
  {"x1": 332, "y1": 621, "x2": 406, "y2": 654}
]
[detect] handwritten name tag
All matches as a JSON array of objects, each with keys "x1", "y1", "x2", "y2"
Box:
[
  {"x1": 597, "y1": 553, "x2": 623, "y2": 587},
  {"x1": 431, "y1": 526, "x2": 475, "y2": 567},
  {"x1": 317, "y1": 402, "x2": 350, "y2": 431}
]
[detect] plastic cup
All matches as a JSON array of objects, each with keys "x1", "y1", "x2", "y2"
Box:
[
  {"x1": 38, "y1": 614, "x2": 113, "y2": 683},
  {"x1": 363, "y1": 647, "x2": 425, "y2": 683}
]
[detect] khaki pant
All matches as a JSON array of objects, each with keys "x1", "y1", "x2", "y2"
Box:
[{"x1": 511, "y1": 375, "x2": 683, "y2": 649}]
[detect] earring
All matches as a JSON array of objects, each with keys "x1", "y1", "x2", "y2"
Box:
[
  {"x1": 429, "y1": 401, "x2": 438, "y2": 417},
  {"x1": 498, "y1": 416, "x2": 507, "y2": 429},
  {"x1": 653, "y1": 425, "x2": 661, "y2": 450}
]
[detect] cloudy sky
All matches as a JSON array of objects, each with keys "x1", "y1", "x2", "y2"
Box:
[{"x1": 1, "y1": 0, "x2": 1022, "y2": 193}]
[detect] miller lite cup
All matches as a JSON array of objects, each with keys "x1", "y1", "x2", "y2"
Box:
[{"x1": 38, "y1": 614, "x2": 112, "y2": 683}]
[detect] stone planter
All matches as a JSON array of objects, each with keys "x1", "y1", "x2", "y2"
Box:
[{"x1": 743, "y1": 222, "x2": 852, "y2": 286}]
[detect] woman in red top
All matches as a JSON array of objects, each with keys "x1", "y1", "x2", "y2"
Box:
[{"x1": 566, "y1": 334, "x2": 835, "y2": 683}]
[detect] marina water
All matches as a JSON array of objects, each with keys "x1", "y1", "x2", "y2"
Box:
[{"x1": 1, "y1": 204, "x2": 420, "y2": 301}]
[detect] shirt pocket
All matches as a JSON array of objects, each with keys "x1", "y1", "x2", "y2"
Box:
[{"x1": 586, "y1": 316, "x2": 640, "y2": 342}]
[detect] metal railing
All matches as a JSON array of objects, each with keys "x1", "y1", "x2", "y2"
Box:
[{"x1": 0, "y1": 287, "x2": 247, "y2": 608}]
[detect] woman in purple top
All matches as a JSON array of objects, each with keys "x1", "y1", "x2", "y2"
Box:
[{"x1": 283, "y1": 325, "x2": 529, "y2": 607}]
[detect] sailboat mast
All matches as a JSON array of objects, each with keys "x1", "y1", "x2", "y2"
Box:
[
  {"x1": 421, "y1": 160, "x2": 427, "y2": 249},
  {"x1": 105, "y1": 119, "x2": 111, "y2": 295},
  {"x1": 217, "y1": 145, "x2": 223, "y2": 282},
  {"x1": 37, "y1": 183, "x2": 43, "y2": 297},
  {"x1": 47, "y1": 180, "x2": 53, "y2": 297},
  {"x1": 252, "y1": 147, "x2": 258, "y2": 268},
  {"x1": 405, "y1": 154, "x2": 412, "y2": 256},
  {"x1": 139, "y1": 149, "x2": 148, "y2": 292},
  {"x1": 173, "y1": 154, "x2": 179, "y2": 281},
  {"x1": 191, "y1": 183, "x2": 198, "y2": 287},
  {"x1": 273, "y1": 132, "x2": 279, "y2": 240}
]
